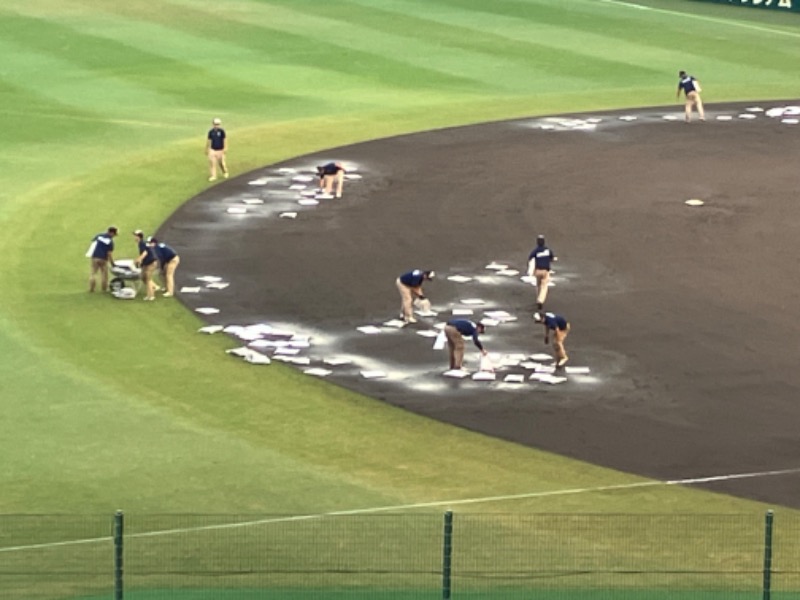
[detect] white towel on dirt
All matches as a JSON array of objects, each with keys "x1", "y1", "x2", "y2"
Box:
[
  {"x1": 433, "y1": 331, "x2": 446, "y2": 350},
  {"x1": 414, "y1": 297, "x2": 432, "y2": 312}
]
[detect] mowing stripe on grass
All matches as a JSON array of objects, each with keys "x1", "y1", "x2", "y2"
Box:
[
  {"x1": 597, "y1": 0, "x2": 800, "y2": 38},
  {"x1": 2, "y1": 466, "x2": 797, "y2": 554}
]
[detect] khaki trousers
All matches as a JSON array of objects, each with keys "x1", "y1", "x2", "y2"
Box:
[
  {"x1": 534, "y1": 269, "x2": 551, "y2": 305},
  {"x1": 396, "y1": 278, "x2": 414, "y2": 320},
  {"x1": 163, "y1": 256, "x2": 180, "y2": 294},
  {"x1": 208, "y1": 149, "x2": 227, "y2": 178},
  {"x1": 141, "y1": 262, "x2": 157, "y2": 299},
  {"x1": 445, "y1": 324, "x2": 465, "y2": 369},
  {"x1": 323, "y1": 171, "x2": 344, "y2": 197},
  {"x1": 90, "y1": 258, "x2": 109, "y2": 291},
  {"x1": 684, "y1": 91, "x2": 705, "y2": 121},
  {"x1": 552, "y1": 324, "x2": 570, "y2": 362}
]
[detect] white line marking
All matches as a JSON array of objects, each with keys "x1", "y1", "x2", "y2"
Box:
[
  {"x1": 597, "y1": 0, "x2": 800, "y2": 39},
  {"x1": 0, "y1": 109, "x2": 187, "y2": 129},
  {"x1": 1, "y1": 467, "x2": 798, "y2": 554}
]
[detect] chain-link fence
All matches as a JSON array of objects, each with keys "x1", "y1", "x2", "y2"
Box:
[{"x1": 1, "y1": 511, "x2": 799, "y2": 600}]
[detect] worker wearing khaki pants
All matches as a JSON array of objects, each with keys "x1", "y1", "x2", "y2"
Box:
[
  {"x1": 535, "y1": 311, "x2": 570, "y2": 369},
  {"x1": 527, "y1": 234, "x2": 557, "y2": 310}
]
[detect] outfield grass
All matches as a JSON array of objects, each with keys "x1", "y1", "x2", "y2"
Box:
[{"x1": 2, "y1": 0, "x2": 800, "y2": 596}]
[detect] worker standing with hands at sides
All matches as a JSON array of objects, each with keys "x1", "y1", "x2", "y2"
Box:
[{"x1": 206, "y1": 117, "x2": 228, "y2": 182}]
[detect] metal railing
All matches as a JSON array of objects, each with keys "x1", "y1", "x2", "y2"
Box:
[{"x1": 1, "y1": 510, "x2": 798, "y2": 600}]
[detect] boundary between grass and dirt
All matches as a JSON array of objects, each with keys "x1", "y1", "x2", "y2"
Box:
[{"x1": 2, "y1": 466, "x2": 797, "y2": 554}]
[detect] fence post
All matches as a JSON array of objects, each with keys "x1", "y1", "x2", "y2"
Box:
[
  {"x1": 442, "y1": 511, "x2": 453, "y2": 599},
  {"x1": 114, "y1": 510, "x2": 124, "y2": 600},
  {"x1": 762, "y1": 509, "x2": 774, "y2": 600}
]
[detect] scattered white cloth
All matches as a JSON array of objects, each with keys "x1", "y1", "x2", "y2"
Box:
[
  {"x1": 443, "y1": 369, "x2": 470, "y2": 378},
  {"x1": 357, "y1": 325, "x2": 382, "y2": 334},
  {"x1": 198, "y1": 325, "x2": 224, "y2": 334},
  {"x1": 472, "y1": 371, "x2": 496, "y2": 381},
  {"x1": 360, "y1": 370, "x2": 387, "y2": 379},
  {"x1": 432, "y1": 331, "x2": 447, "y2": 350},
  {"x1": 304, "y1": 368, "x2": 332, "y2": 377}
]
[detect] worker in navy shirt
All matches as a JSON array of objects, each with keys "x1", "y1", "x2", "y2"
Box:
[
  {"x1": 206, "y1": 117, "x2": 228, "y2": 182},
  {"x1": 149, "y1": 237, "x2": 181, "y2": 298},
  {"x1": 86, "y1": 225, "x2": 118, "y2": 292},
  {"x1": 133, "y1": 230, "x2": 158, "y2": 301},
  {"x1": 444, "y1": 319, "x2": 487, "y2": 370},
  {"x1": 396, "y1": 269, "x2": 435, "y2": 323},
  {"x1": 526, "y1": 234, "x2": 557, "y2": 310},
  {"x1": 316, "y1": 162, "x2": 346, "y2": 198},
  {"x1": 534, "y1": 311, "x2": 570, "y2": 368},
  {"x1": 676, "y1": 71, "x2": 705, "y2": 123}
]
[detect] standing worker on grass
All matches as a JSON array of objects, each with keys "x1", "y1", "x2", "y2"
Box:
[
  {"x1": 534, "y1": 311, "x2": 570, "y2": 369},
  {"x1": 86, "y1": 226, "x2": 118, "y2": 292},
  {"x1": 677, "y1": 71, "x2": 705, "y2": 123},
  {"x1": 396, "y1": 269, "x2": 435, "y2": 323},
  {"x1": 149, "y1": 237, "x2": 180, "y2": 298},
  {"x1": 527, "y1": 234, "x2": 557, "y2": 311},
  {"x1": 134, "y1": 230, "x2": 158, "y2": 301},
  {"x1": 206, "y1": 117, "x2": 228, "y2": 182},
  {"x1": 444, "y1": 319, "x2": 487, "y2": 371}
]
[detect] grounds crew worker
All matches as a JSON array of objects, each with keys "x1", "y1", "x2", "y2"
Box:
[
  {"x1": 87, "y1": 225, "x2": 118, "y2": 292},
  {"x1": 133, "y1": 230, "x2": 158, "y2": 301},
  {"x1": 206, "y1": 117, "x2": 228, "y2": 182},
  {"x1": 396, "y1": 269, "x2": 435, "y2": 323},
  {"x1": 527, "y1": 234, "x2": 557, "y2": 310},
  {"x1": 149, "y1": 237, "x2": 180, "y2": 298},
  {"x1": 534, "y1": 311, "x2": 570, "y2": 369},
  {"x1": 444, "y1": 319, "x2": 487, "y2": 371},
  {"x1": 316, "y1": 162, "x2": 346, "y2": 198}
]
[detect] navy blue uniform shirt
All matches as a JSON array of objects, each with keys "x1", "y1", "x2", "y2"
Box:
[
  {"x1": 528, "y1": 243, "x2": 556, "y2": 270},
  {"x1": 138, "y1": 240, "x2": 157, "y2": 266},
  {"x1": 153, "y1": 242, "x2": 178, "y2": 266},
  {"x1": 543, "y1": 312, "x2": 568, "y2": 331},
  {"x1": 447, "y1": 319, "x2": 484, "y2": 351},
  {"x1": 90, "y1": 232, "x2": 114, "y2": 260},
  {"x1": 400, "y1": 269, "x2": 426, "y2": 287},
  {"x1": 678, "y1": 75, "x2": 699, "y2": 95},
  {"x1": 208, "y1": 127, "x2": 226, "y2": 151},
  {"x1": 319, "y1": 162, "x2": 344, "y2": 175}
]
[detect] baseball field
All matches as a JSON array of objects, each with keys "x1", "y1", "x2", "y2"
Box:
[{"x1": 2, "y1": 0, "x2": 800, "y2": 598}]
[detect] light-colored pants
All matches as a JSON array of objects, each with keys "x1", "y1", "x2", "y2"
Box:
[
  {"x1": 396, "y1": 278, "x2": 415, "y2": 320},
  {"x1": 208, "y1": 149, "x2": 227, "y2": 178},
  {"x1": 323, "y1": 172, "x2": 344, "y2": 197},
  {"x1": 89, "y1": 258, "x2": 109, "y2": 291},
  {"x1": 684, "y1": 91, "x2": 705, "y2": 121},
  {"x1": 141, "y1": 262, "x2": 157, "y2": 299},
  {"x1": 552, "y1": 324, "x2": 570, "y2": 362},
  {"x1": 534, "y1": 269, "x2": 551, "y2": 306},
  {"x1": 445, "y1": 324, "x2": 465, "y2": 369},
  {"x1": 162, "y1": 256, "x2": 180, "y2": 294}
]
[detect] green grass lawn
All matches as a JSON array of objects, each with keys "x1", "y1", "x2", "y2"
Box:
[{"x1": 1, "y1": 0, "x2": 800, "y2": 597}]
